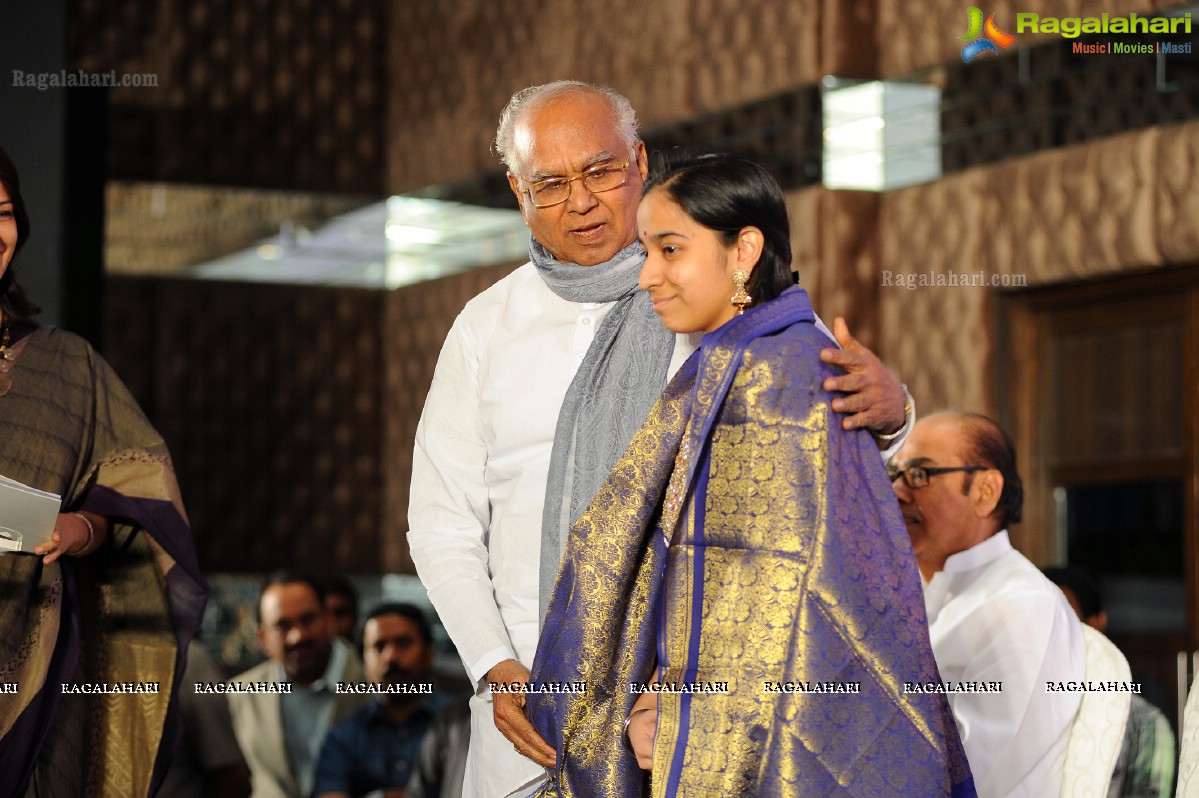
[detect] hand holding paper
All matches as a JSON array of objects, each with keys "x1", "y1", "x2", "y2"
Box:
[{"x1": 0, "y1": 475, "x2": 60, "y2": 554}]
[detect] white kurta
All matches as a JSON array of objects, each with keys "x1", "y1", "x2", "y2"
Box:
[{"x1": 924, "y1": 531, "x2": 1087, "y2": 798}]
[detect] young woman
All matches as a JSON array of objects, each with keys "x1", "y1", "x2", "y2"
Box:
[{"x1": 528, "y1": 155, "x2": 974, "y2": 797}]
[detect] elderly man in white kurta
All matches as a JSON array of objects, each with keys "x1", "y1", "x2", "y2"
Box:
[
  {"x1": 408, "y1": 80, "x2": 912, "y2": 798},
  {"x1": 890, "y1": 411, "x2": 1086, "y2": 798}
]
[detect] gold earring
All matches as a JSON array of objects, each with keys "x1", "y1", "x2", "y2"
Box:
[{"x1": 731, "y1": 269, "x2": 752, "y2": 315}]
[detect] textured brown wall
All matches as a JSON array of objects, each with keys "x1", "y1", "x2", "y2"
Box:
[
  {"x1": 386, "y1": 0, "x2": 1190, "y2": 190},
  {"x1": 385, "y1": 1, "x2": 688, "y2": 192},
  {"x1": 788, "y1": 189, "x2": 883, "y2": 349},
  {"x1": 873, "y1": 120, "x2": 1199, "y2": 421},
  {"x1": 105, "y1": 262, "x2": 518, "y2": 574},
  {"x1": 72, "y1": 0, "x2": 388, "y2": 192},
  {"x1": 384, "y1": 0, "x2": 833, "y2": 191},
  {"x1": 74, "y1": 0, "x2": 1182, "y2": 193}
]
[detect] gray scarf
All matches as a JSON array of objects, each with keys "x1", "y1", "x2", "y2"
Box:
[{"x1": 534, "y1": 238, "x2": 676, "y2": 622}]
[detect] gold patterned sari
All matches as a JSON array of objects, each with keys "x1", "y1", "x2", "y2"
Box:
[{"x1": 531, "y1": 288, "x2": 973, "y2": 797}]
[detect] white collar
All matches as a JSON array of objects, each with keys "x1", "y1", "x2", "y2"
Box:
[
  {"x1": 924, "y1": 530, "x2": 1013, "y2": 619},
  {"x1": 940, "y1": 529, "x2": 1012, "y2": 575}
]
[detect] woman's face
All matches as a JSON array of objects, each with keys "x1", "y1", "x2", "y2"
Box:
[
  {"x1": 637, "y1": 189, "x2": 758, "y2": 334},
  {"x1": 0, "y1": 182, "x2": 17, "y2": 280}
]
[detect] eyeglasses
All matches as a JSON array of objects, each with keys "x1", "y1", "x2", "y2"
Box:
[
  {"x1": 886, "y1": 464, "x2": 987, "y2": 490},
  {"x1": 522, "y1": 154, "x2": 634, "y2": 208}
]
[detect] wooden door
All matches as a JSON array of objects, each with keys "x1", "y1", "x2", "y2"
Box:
[{"x1": 1000, "y1": 267, "x2": 1199, "y2": 729}]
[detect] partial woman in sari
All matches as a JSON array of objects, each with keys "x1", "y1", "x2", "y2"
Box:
[
  {"x1": 529, "y1": 155, "x2": 974, "y2": 797},
  {"x1": 0, "y1": 145, "x2": 207, "y2": 796}
]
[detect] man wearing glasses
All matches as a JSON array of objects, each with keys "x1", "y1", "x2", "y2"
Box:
[
  {"x1": 408, "y1": 80, "x2": 911, "y2": 798},
  {"x1": 889, "y1": 411, "x2": 1086, "y2": 798}
]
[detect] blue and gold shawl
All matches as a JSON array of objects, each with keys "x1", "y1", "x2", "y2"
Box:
[{"x1": 530, "y1": 287, "x2": 973, "y2": 797}]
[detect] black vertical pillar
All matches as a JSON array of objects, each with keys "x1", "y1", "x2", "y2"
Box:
[{"x1": 62, "y1": 87, "x2": 108, "y2": 346}]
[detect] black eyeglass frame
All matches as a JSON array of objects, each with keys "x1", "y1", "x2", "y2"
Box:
[{"x1": 887, "y1": 464, "x2": 987, "y2": 490}]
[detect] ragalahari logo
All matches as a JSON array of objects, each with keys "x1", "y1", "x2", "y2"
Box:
[{"x1": 961, "y1": 7, "x2": 1016, "y2": 62}]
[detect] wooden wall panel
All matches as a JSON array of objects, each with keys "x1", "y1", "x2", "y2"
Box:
[
  {"x1": 978, "y1": 126, "x2": 1162, "y2": 282},
  {"x1": 1158, "y1": 121, "x2": 1199, "y2": 265},
  {"x1": 789, "y1": 188, "x2": 884, "y2": 349},
  {"x1": 384, "y1": 0, "x2": 828, "y2": 192},
  {"x1": 72, "y1": 0, "x2": 388, "y2": 192},
  {"x1": 105, "y1": 261, "x2": 520, "y2": 575}
]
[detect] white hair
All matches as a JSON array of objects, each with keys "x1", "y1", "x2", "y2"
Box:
[{"x1": 494, "y1": 81, "x2": 639, "y2": 175}]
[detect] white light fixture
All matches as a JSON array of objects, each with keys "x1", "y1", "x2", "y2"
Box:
[
  {"x1": 190, "y1": 196, "x2": 529, "y2": 289},
  {"x1": 822, "y1": 78, "x2": 942, "y2": 191}
]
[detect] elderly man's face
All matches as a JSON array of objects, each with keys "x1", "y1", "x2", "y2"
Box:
[
  {"x1": 507, "y1": 91, "x2": 648, "y2": 266},
  {"x1": 890, "y1": 416, "x2": 991, "y2": 578}
]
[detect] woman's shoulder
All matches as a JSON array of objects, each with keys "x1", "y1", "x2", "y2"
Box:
[
  {"x1": 24, "y1": 324, "x2": 93, "y2": 348},
  {"x1": 20, "y1": 325, "x2": 99, "y2": 365},
  {"x1": 730, "y1": 320, "x2": 839, "y2": 415},
  {"x1": 742, "y1": 316, "x2": 829, "y2": 363},
  {"x1": 22, "y1": 328, "x2": 136, "y2": 398}
]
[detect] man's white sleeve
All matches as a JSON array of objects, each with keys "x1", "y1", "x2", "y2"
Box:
[{"x1": 408, "y1": 317, "x2": 515, "y2": 686}]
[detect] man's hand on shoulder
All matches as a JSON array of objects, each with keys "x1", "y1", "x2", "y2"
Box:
[
  {"x1": 485, "y1": 659, "x2": 557, "y2": 768},
  {"x1": 820, "y1": 316, "x2": 906, "y2": 436}
]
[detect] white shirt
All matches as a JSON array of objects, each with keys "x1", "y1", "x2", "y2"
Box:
[
  {"x1": 408, "y1": 261, "x2": 900, "y2": 797},
  {"x1": 278, "y1": 638, "x2": 348, "y2": 796},
  {"x1": 924, "y1": 531, "x2": 1086, "y2": 798}
]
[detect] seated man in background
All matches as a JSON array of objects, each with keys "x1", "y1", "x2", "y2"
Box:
[
  {"x1": 160, "y1": 639, "x2": 252, "y2": 798},
  {"x1": 1043, "y1": 565, "x2": 1176, "y2": 798},
  {"x1": 313, "y1": 603, "x2": 463, "y2": 798},
  {"x1": 890, "y1": 411, "x2": 1086, "y2": 797},
  {"x1": 324, "y1": 575, "x2": 361, "y2": 642},
  {"x1": 229, "y1": 572, "x2": 369, "y2": 798},
  {"x1": 404, "y1": 697, "x2": 470, "y2": 798}
]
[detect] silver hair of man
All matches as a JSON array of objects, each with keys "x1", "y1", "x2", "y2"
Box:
[{"x1": 494, "y1": 81, "x2": 640, "y2": 177}]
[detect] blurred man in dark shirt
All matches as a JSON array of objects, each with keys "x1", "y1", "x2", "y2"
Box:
[{"x1": 313, "y1": 603, "x2": 457, "y2": 798}]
